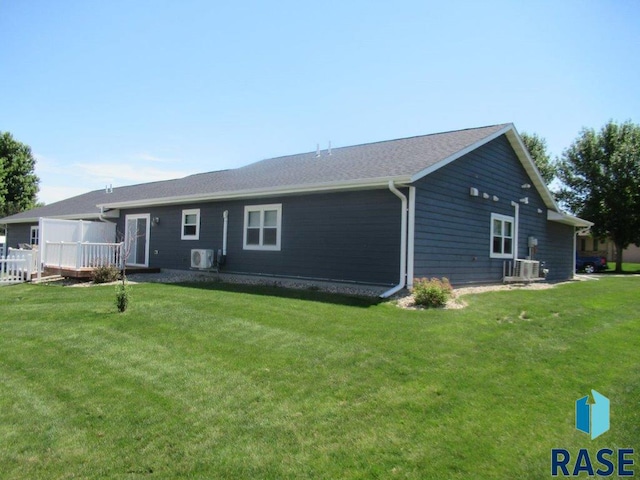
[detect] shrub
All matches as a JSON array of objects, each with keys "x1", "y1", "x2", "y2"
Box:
[
  {"x1": 92, "y1": 265, "x2": 121, "y2": 284},
  {"x1": 412, "y1": 277, "x2": 453, "y2": 308},
  {"x1": 115, "y1": 280, "x2": 131, "y2": 312}
]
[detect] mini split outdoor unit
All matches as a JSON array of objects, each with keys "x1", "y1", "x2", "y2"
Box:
[{"x1": 191, "y1": 249, "x2": 214, "y2": 269}]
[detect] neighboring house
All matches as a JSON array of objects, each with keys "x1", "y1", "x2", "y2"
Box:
[
  {"x1": 577, "y1": 230, "x2": 640, "y2": 264},
  {"x1": 0, "y1": 124, "x2": 590, "y2": 292}
]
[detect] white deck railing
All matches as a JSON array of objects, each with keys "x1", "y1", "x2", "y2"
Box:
[
  {"x1": 44, "y1": 241, "x2": 124, "y2": 270},
  {"x1": 0, "y1": 251, "x2": 35, "y2": 284}
]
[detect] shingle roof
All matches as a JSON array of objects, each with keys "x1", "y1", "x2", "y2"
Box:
[{"x1": 1, "y1": 124, "x2": 511, "y2": 223}]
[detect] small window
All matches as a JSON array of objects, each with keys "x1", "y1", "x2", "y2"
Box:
[
  {"x1": 490, "y1": 213, "x2": 514, "y2": 259},
  {"x1": 243, "y1": 204, "x2": 282, "y2": 251},
  {"x1": 181, "y1": 209, "x2": 200, "y2": 240},
  {"x1": 30, "y1": 226, "x2": 39, "y2": 246}
]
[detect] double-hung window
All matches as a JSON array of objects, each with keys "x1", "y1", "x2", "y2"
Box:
[
  {"x1": 30, "y1": 226, "x2": 39, "y2": 246},
  {"x1": 181, "y1": 209, "x2": 200, "y2": 240},
  {"x1": 490, "y1": 213, "x2": 514, "y2": 258},
  {"x1": 243, "y1": 204, "x2": 282, "y2": 251}
]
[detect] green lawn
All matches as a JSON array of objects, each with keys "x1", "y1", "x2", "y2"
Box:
[
  {"x1": 605, "y1": 262, "x2": 640, "y2": 274},
  {"x1": 0, "y1": 278, "x2": 638, "y2": 479}
]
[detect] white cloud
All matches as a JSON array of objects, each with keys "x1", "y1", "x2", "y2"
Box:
[
  {"x1": 38, "y1": 185, "x2": 92, "y2": 205},
  {"x1": 34, "y1": 151, "x2": 198, "y2": 205},
  {"x1": 34, "y1": 154, "x2": 67, "y2": 175},
  {"x1": 131, "y1": 153, "x2": 174, "y2": 163},
  {"x1": 73, "y1": 162, "x2": 189, "y2": 184}
]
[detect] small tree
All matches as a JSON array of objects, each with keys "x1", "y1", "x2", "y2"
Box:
[
  {"x1": 557, "y1": 120, "x2": 640, "y2": 272},
  {"x1": 114, "y1": 229, "x2": 135, "y2": 312}
]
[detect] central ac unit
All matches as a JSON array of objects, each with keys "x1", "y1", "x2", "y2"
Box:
[
  {"x1": 512, "y1": 259, "x2": 540, "y2": 280},
  {"x1": 191, "y1": 249, "x2": 214, "y2": 269}
]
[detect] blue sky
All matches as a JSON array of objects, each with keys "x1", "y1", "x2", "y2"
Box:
[{"x1": 1, "y1": 0, "x2": 638, "y2": 205}]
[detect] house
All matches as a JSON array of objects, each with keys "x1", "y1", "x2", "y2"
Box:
[
  {"x1": 0, "y1": 123, "x2": 591, "y2": 294},
  {"x1": 577, "y1": 230, "x2": 640, "y2": 264}
]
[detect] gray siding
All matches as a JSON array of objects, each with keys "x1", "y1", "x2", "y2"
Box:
[
  {"x1": 413, "y1": 134, "x2": 575, "y2": 285},
  {"x1": 5, "y1": 223, "x2": 34, "y2": 249},
  {"x1": 118, "y1": 189, "x2": 402, "y2": 285}
]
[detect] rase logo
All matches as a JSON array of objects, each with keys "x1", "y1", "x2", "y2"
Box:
[
  {"x1": 575, "y1": 389, "x2": 609, "y2": 440},
  {"x1": 551, "y1": 390, "x2": 635, "y2": 477}
]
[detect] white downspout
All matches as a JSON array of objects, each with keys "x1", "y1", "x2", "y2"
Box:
[
  {"x1": 511, "y1": 201, "x2": 519, "y2": 260},
  {"x1": 222, "y1": 210, "x2": 229, "y2": 256},
  {"x1": 381, "y1": 181, "x2": 407, "y2": 298},
  {"x1": 407, "y1": 187, "x2": 416, "y2": 289}
]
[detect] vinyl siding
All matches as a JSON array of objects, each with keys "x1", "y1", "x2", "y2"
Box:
[
  {"x1": 413, "y1": 134, "x2": 575, "y2": 285},
  {"x1": 5, "y1": 223, "x2": 34, "y2": 249},
  {"x1": 118, "y1": 189, "x2": 402, "y2": 285}
]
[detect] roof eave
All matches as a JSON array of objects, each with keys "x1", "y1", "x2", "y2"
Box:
[
  {"x1": 97, "y1": 176, "x2": 411, "y2": 209},
  {"x1": 1, "y1": 213, "x2": 103, "y2": 224},
  {"x1": 504, "y1": 127, "x2": 559, "y2": 211},
  {"x1": 547, "y1": 210, "x2": 593, "y2": 227}
]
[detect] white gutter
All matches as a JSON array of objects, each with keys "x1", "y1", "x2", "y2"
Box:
[
  {"x1": 97, "y1": 176, "x2": 410, "y2": 210},
  {"x1": 547, "y1": 210, "x2": 593, "y2": 227},
  {"x1": 222, "y1": 210, "x2": 229, "y2": 256},
  {"x1": 381, "y1": 181, "x2": 408, "y2": 298}
]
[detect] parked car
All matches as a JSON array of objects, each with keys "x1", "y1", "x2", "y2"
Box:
[{"x1": 576, "y1": 254, "x2": 608, "y2": 274}]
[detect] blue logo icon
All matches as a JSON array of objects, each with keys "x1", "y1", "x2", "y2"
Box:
[{"x1": 575, "y1": 390, "x2": 609, "y2": 440}]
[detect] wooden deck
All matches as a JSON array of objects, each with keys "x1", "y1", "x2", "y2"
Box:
[{"x1": 42, "y1": 266, "x2": 161, "y2": 279}]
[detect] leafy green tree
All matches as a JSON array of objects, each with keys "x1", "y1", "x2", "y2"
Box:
[
  {"x1": 0, "y1": 132, "x2": 40, "y2": 219},
  {"x1": 521, "y1": 132, "x2": 556, "y2": 184},
  {"x1": 557, "y1": 120, "x2": 640, "y2": 273}
]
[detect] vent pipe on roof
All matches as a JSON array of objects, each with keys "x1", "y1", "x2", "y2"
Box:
[
  {"x1": 105, "y1": 184, "x2": 113, "y2": 194},
  {"x1": 316, "y1": 144, "x2": 320, "y2": 158},
  {"x1": 328, "y1": 141, "x2": 332, "y2": 156}
]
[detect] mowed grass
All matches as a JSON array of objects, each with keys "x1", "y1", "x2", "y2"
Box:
[
  {"x1": 0, "y1": 277, "x2": 638, "y2": 479},
  {"x1": 606, "y1": 262, "x2": 640, "y2": 274}
]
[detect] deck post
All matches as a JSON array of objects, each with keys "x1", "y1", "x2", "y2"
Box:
[{"x1": 76, "y1": 242, "x2": 83, "y2": 269}]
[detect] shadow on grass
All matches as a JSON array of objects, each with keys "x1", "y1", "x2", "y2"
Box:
[
  {"x1": 167, "y1": 280, "x2": 384, "y2": 309},
  {"x1": 602, "y1": 264, "x2": 640, "y2": 275}
]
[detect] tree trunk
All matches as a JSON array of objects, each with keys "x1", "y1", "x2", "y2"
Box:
[{"x1": 615, "y1": 241, "x2": 624, "y2": 273}]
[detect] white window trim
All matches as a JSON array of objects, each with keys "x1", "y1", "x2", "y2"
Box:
[
  {"x1": 243, "y1": 204, "x2": 282, "y2": 251},
  {"x1": 181, "y1": 209, "x2": 201, "y2": 240},
  {"x1": 490, "y1": 213, "x2": 514, "y2": 259},
  {"x1": 30, "y1": 226, "x2": 39, "y2": 246}
]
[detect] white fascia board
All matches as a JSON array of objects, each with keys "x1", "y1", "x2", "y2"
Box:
[
  {"x1": 504, "y1": 127, "x2": 559, "y2": 211},
  {"x1": 547, "y1": 210, "x2": 593, "y2": 227},
  {"x1": 97, "y1": 176, "x2": 410, "y2": 209},
  {"x1": 1, "y1": 213, "x2": 103, "y2": 224},
  {"x1": 409, "y1": 124, "x2": 514, "y2": 183}
]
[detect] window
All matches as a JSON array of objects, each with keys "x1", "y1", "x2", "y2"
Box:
[
  {"x1": 181, "y1": 209, "x2": 200, "y2": 240},
  {"x1": 243, "y1": 204, "x2": 282, "y2": 251},
  {"x1": 30, "y1": 226, "x2": 39, "y2": 246},
  {"x1": 490, "y1": 213, "x2": 514, "y2": 258}
]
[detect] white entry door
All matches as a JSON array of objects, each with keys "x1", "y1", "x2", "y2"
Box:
[{"x1": 125, "y1": 214, "x2": 150, "y2": 267}]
